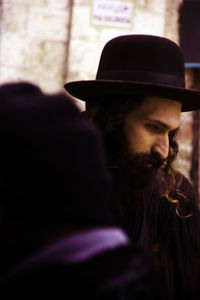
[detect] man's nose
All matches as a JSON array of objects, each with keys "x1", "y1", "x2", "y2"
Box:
[{"x1": 152, "y1": 135, "x2": 169, "y2": 159}]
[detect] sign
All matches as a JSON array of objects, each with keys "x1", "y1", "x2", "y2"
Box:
[{"x1": 91, "y1": 0, "x2": 134, "y2": 29}]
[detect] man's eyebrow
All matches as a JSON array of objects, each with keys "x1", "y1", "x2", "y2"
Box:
[{"x1": 146, "y1": 118, "x2": 179, "y2": 131}]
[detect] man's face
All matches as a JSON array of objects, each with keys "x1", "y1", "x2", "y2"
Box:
[{"x1": 124, "y1": 96, "x2": 182, "y2": 160}]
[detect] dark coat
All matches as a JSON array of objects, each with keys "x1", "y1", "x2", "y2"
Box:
[
  {"x1": 113, "y1": 171, "x2": 200, "y2": 300},
  {"x1": 0, "y1": 228, "x2": 159, "y2": 300}
]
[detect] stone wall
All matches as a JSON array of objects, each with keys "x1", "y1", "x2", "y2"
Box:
[
  {"x1": 0, "y1": 0, "x2": 194, "y2": 182},
  {"x1": 0, "y1": 0, "x2": 72, "y2": 93},
  {"x1": 0, "y1": 0, "x2": 184, "y2": 97}
]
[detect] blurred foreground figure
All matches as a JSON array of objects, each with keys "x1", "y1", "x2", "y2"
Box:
[
  {"x1": 0, "y1": 82, "x2": 157, "y2": 299},
  {"x1": 65, "y1": 34, "x2": 200, "y2": 300}
]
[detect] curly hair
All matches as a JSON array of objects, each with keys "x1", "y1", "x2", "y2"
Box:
[{"x1": 85, "y1": 97, "x2": 192, "y2": 219}]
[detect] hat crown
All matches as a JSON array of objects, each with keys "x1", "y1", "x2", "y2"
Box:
[{"x1": 96, "y1": 35, "x2": 185, "y2": 87}]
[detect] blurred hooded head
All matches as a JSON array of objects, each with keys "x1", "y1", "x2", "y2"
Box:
[{"x1": 0, "y1": 82, "x2": 112, "y2": 227}]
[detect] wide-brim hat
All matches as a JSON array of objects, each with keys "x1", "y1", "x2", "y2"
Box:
[{"x1": 64, "y1": 34, "x2": 200, "y2": 112}]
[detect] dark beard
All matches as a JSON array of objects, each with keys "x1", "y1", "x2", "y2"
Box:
[
  {"x1": 120, "y1": 150, "x2": 166, "y2": 181},
  {"x1": 111, "y1": 141, "x2": 167, "y2": 217}
]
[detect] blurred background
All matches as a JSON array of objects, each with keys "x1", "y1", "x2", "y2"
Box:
[{"x1": 0, "y1": 0, "x2": 200, "y2": 202}]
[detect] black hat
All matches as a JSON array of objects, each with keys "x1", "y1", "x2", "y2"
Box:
[
  {"x1": 64, "y1": 34, "x2": 200, "y2": 112},
  {"x1": 0, "y1": 82, "x2": 112, "y2": 226}
]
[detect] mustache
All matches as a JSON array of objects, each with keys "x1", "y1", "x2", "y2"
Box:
[
  {"x1": 142, "y1": 151, "x2": 167, "y2": 170},
  {"x1": 121, "y1": 151, "x2": 167, "y2": 171}
]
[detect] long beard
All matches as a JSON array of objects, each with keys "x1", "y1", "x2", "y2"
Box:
[{"x1": 111, "y1": 140, "x2": 167, "y2": 215}]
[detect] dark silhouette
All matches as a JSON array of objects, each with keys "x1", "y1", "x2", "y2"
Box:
[
  {"x1": 0, "y1": 82, "x2": 157, "y2": 299},
  {"x1": 65, "y1": 34, "x2": 200, "y2": 300}
]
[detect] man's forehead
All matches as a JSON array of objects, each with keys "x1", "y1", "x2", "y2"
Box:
[{"x1": 127, "y1": 96, "x2": 181, "y2": 130}]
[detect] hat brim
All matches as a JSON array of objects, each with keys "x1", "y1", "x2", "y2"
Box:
[{"x1": 64, "y1": 80, "x2": 200, "y2": 112}]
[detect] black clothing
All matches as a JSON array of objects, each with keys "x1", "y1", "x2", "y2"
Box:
[
  {"x1": 112, "y1": 169, "x2": 200, "y2": 300},
  {"x1": 0, "y1": 228, "x2": 158, "y2": 299}
]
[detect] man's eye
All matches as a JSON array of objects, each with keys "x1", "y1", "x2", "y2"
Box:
[{"x1": 145, "y1": 124, "x2": 160, "y2": 131}]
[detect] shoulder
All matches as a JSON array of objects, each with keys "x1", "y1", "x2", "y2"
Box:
[
  {"x1": 171, "y1": 171, "x2": 197, "y2": 207},
  {"x1": 0, "y1": 244, "x2": 156, "y2": 299},
  {"x1": 173, "y1": 172, "x2": 200, "y2": 228},
  {"x1": 160, "y1": 170, "x2": 199, "y2": 221},
  {"x1": 178, "y1": 173, "x2": 195, "y2": 198}
]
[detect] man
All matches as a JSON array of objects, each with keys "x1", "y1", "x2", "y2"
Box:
[
  {"x1": 0, "y1": 82, "x2": 157, "y2": 299},
  {"x1": 64, "y1": 35, "x2": 200, "y2": 300}
]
